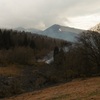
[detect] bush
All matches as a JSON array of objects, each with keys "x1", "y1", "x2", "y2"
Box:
[{"x1": 0, "y1": 77, "x2": 22, "y2": 98}]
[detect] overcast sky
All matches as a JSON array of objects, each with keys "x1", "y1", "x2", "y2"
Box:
[{"x1": 0, "y1": 0, "x2": 100, "y2": 30}]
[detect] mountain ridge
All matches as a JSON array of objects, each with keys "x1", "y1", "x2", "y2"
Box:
[
  {"x1": 14, "y1": 24, "x2": 85, "y2": 42},
  {"x1": 14, "y1": 27, "x2": 42, "y2": 34}
]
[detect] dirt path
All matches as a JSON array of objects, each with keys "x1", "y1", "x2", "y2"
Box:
[{"x1": 3, "y1": 77, "x2": 100, "y2": 100}]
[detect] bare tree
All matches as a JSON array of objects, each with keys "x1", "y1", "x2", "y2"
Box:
[{"x1": 77, "y1": 31, "x2": 100, "y2": 73}]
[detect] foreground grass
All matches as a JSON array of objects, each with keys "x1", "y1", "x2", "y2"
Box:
[{"x1": 3, "y1": 77, "x2": 100, "y2": 100}]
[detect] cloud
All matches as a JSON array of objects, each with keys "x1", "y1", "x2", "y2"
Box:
[
  {"x1": 0, "y1": 0, "x2": 100, "y2": 29},
  {"x1": 64, "y1": 13, "x2": 100, "y2": 30}
]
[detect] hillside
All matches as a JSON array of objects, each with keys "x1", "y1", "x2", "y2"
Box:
[
  {"x1": 90, "y1": 23, "x2": 100, "y2": 33},
  {"x1": 4, "y1": 77, "x2": 100, "y2": 100}
]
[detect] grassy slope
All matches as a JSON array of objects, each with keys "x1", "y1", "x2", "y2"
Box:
[{"x1": 3, "y1": 77, "x2": 100, "y2": 100}]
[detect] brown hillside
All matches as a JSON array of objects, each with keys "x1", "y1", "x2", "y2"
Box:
[{"x1": 3, "y1": 77, "x2": 100, "y2": 100}]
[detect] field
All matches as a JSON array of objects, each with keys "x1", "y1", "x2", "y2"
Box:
[{"x1": 3, "y1": 77, "x2": 100, "y2": 100}]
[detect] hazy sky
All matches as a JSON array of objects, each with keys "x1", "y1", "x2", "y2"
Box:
[{"x1": 0, "y1": 0, "x2": 100, "y2": 30}]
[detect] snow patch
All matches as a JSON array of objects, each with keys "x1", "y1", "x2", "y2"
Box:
[{"x1": 59, "y1": 28, "x2": 62, "y2": 32}]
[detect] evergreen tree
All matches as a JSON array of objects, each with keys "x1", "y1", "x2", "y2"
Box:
[
  {"x1": 30, "y1": 40, "x2": 36, "y2": 49},
  {"x1": 23, "y1": 34, "x2": 28, "y2": 47},
  {"x1": 53, "y1": 46, "x2": 59, "y2": 61}
]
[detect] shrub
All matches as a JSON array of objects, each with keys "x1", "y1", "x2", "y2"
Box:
[{"x1": 0, "y1": 78, "x2": 22, "y2": 98}]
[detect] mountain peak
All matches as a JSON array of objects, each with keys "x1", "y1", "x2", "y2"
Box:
[
  {"x1": 52, "y1": 24, "x2": 60, "y2": 27},
  {"x1": 45, "y1": 24, "x2": 61, "y2": 32},
  {"x1": 43, "y1": 24, "x2": 83, "y2": 42},
  {"x1": 50, "y1": 24, "x2": 60, "y2": 29}
]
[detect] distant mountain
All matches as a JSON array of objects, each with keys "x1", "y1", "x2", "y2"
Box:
[
  {"x1": 14, "y1": 24, "x2": 84, "y2": 42},
  {"x1": 26, "y1": 28, "x2": 42, "y2": 34},
  {"x1": 42, "y1": 24, "x2": 84, "y2": 42},
  {"x1": 90, "y1": 23, "x2": 100, "y2": 33},
  {"x1": 14, "y1": 27, "x2": 42, "y2": 34},
  {"x1": 15, "y1": 27, "x2": 25, "y2": 31}
]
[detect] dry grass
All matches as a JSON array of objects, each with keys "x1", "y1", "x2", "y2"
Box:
[
  {"x1": 3, "y1": 77, "x2": 100, "y2": 100},
  {"x1": 0, "y1": 65, "x2": 22, "y2": 76}
]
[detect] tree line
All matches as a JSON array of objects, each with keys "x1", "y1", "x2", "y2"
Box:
[{"x1": 0, "y1": 29, "x2": 69, "y2": 65}]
